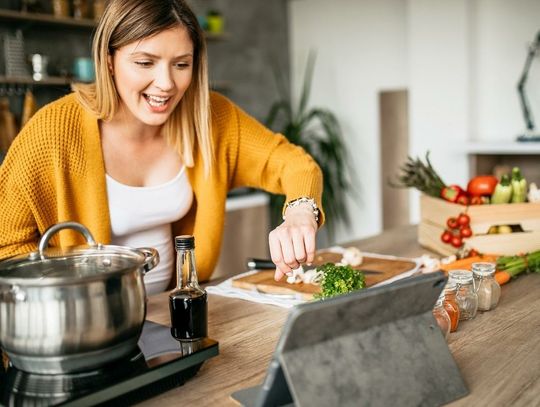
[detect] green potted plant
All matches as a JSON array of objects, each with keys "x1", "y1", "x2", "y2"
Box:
[{"x1": 265, "y1": 52, "x2": 354, "y2": 242}]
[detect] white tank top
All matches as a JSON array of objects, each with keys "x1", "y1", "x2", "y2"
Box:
[{"x1": 106, "y1": 167, "x2": 193, "y2": 295}]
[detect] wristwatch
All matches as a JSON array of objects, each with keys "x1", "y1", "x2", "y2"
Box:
[{"x1": 282, "y1": 197, "x2": 320, "y2": 223}]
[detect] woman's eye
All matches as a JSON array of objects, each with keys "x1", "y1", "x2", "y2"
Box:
[
  {"x1": 134, "y1": 61, "x2": 152, "y2": 67},
  {"x1": 175, "y1": 63, "x2": 190, "y2": 70}
]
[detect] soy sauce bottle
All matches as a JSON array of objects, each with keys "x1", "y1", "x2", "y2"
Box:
[{"x1": 169, "y1": 235, "x2": 208, "y2": 341}]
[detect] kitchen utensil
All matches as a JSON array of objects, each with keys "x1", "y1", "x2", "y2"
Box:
[
  {"x1": 1, "y1": 321, "x2": 219, "y2": 406},
  {"x1": 246, "y1": 258, "x2": 384, "y2": 275},
  {"x1": 3, "y1": 30, "x2": 30, "y2": 78},
  {"x1": 21, "y1": 89, "x2": 37, "y2": 127},
  {"x1": 30, "y1": 53, "x2": 48, "y2": 81},
  {"x1": 0, "y1": 97, "x2": 17, "y2": 152},
  {"x1": 0, "y1": 221, "x2": 159, "y2": 374}
]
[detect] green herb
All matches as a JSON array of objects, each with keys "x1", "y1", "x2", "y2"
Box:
[
  {"x1": 314, "y1": 263, "x2": 366, "y2": 300},
  {"x1": 497, "y1": 250, "x2": 540, "y2": 276},
  {"x1": 390, "y1": 152, "x2": 447, "y2": 198}
]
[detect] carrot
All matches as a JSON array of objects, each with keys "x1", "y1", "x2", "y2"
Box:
[
  {"x1": 495, "y1": 271, "x2": 511, "y2": 286},
  {"x1": 440, "y1": 254, "x2": 498, "y2": 273}
]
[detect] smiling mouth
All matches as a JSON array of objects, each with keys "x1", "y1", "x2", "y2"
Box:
[{"x1": 143, "y1": 94, "x2": 171, "y2": 107}]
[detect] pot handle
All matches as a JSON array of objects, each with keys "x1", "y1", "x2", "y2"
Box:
[
  {"x1": 38, "y1": 221, "x2": 97, "y2": 256},
  {"x1": 137, "y1": 247, "x2": 160, "y2": 274}
]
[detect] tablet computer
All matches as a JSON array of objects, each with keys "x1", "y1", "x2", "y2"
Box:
[{"x1": 231, "y1": 271, "x2": 468, "y2": 407}]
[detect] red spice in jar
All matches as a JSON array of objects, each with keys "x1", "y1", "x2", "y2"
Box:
[{"x1": 443, "y1": 283, "x2": 460, "y2": 332}]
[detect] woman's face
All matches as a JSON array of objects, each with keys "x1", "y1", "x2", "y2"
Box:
[{"x1": 109, "y1": 25, "x2": 194, "y2": 127}]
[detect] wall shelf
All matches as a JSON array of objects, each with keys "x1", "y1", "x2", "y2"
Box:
[
  {"x1": 464, "y1": 141, "x2": 540, "y2": 155},
  {"x1": 0, "y1": 76, "x2": 232, "y2": 92},
  {"x1": 0, "y1": 9, "x2": 230, "y2": 40},
  {"x1": 465, "y1": 141, "x2": 540, "y2": 184},
  {"x1": 0, "y1": 9, "x2": 96, "y2": 28},
  {"x1": 0, "y1": 75, "x2": 72, "y2": 86}
]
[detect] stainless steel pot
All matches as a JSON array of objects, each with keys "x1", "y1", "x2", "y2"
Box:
[{"x1": 0, "y1": 222, "x2": 159, "y2": 374}]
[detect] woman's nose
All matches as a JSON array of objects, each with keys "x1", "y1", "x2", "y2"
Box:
[{"x1": 153, "y1": 65, "x2": 175, "y2": 91}]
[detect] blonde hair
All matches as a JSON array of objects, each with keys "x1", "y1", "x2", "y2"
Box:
[{"x1": 73, "y1": 0, "x2": 213, "y2": 175}]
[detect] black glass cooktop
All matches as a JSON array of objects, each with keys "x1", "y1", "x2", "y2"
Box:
[{"x1": 0, "y1": 321, "x2": 219, "y2": 406}]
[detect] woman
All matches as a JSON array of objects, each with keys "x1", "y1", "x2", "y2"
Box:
[{"x1": 0, "y1": 0, "x2": 323, "y2": 293}]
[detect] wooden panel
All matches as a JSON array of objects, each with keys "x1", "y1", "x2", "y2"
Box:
[{"x1": 379, "y1": 89, "x2": 410, "y2": 230}]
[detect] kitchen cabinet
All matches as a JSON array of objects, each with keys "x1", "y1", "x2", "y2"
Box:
[{"x1": 213, "y1": 191, "x2": 270, "y2": 280}]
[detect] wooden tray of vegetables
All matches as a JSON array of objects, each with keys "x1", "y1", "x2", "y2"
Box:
[{"x1": 393, "y1": 153, "x2": 540, "y2": 256}]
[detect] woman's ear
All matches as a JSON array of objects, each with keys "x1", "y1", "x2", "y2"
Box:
[{"x1": 107, "y1": 54, "x2": 114, "y2": 75}]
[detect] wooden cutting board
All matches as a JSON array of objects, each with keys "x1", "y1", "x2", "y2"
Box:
[{"x1": 231, "y1": 251, "x2": 419, "y2": 300}]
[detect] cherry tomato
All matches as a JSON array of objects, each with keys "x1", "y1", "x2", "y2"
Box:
[
  {"x1": 456, "y1": 194, "x2": 470, "y2": 206},
  {"x1": 441, "y1": 230, "x2": 452, "y2": 243},
  {"x1": 460, "y1": 226, "x2": 473, "y2": 238},
  {"x1": 450, "y1": 235, "x2": 463, "y2": 248},
  {"x1": 468, "y1": 249, "x2": 479, "y2": 257},
  {"x1": 470, "y1": 196, "x2": 484, "y2": 205},
  {"x1": 446, "y1": 217, "x2": 459, "y2": 229},
  {"x1": 457, "y1": 213, "x2": 470, "y2": 227}
]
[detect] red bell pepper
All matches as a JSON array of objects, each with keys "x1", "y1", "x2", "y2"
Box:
[{"x1": 441, "y1": 184, "x2": 465, "y2": 203}]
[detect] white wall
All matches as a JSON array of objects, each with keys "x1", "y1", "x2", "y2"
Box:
[
  {"x1": 289, "y1": 0, "x2": 408, "y2": 243},
  {"x1": 289, "y1": 0, "x2": 540, "y2": 244}
]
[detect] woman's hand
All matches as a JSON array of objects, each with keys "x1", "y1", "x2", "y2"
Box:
[{"x1": 268, "y1": 205, "x2": 318, "y2": 281}]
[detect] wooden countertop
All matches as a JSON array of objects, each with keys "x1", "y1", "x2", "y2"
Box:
[{"x1": 140, "y1": 225, "x2": 540, "y2": 406}]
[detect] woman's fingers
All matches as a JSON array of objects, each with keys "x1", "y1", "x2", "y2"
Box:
[
  {"x1": 303, "y1": 227, "x2": 316, "y2": 264},
  {"x1": 291, "y1": 229, "x2": 307, "y2": 264},
  {"x1": 269, "y1": 214, "x2": 317, "y2": 281}
]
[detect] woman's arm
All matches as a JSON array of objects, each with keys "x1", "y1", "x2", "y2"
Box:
[
  {"x1": 0, "y1": 148, "x2": 40, "y2": 260},
  {"x1": 221, "y1": 96, "x2": 324, "y2": 280}
]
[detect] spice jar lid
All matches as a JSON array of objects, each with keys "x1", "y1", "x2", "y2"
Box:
[
  {"x1": 471, "y1": 262, "x2": 496, "y2": 276},
  {"x1": 448, "y1": 269, "x2": 474, "y2": 283}
]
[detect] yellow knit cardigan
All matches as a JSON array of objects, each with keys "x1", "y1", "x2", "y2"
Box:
[{"x1": 0, "y1": 92, "x2": 323, "y2": 282}]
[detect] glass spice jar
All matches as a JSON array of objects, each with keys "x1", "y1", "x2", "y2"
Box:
[
  {"x1": 472, "y1": 262, "x2": 501, "y2": 311},
  {"x1": 432, "y1": 293, "x2": 451, "y2": 339},
  {"x1": 442, "y1": 282, "x2": 460, "y2": 332},
  {"x1": 448, "y1": 269, "x2": 478, "y2": 320}
]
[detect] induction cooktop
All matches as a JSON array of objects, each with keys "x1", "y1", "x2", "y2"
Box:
[{"x1": 0, "y1": 321, "x2": 219, "y2": 406}]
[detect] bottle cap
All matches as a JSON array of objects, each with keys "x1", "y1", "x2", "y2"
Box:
[{"x1": 175, "y1": 235, "x2": 195, "y2": 250}]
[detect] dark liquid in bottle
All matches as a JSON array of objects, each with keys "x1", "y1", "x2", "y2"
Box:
[{"x1": 169, "y1": 291, "x2": 208, "y2": 341}]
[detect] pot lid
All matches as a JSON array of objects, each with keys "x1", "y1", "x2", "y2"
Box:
[{"x1": 0, "y1": 222, "x2": 159, "y2": 285}]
